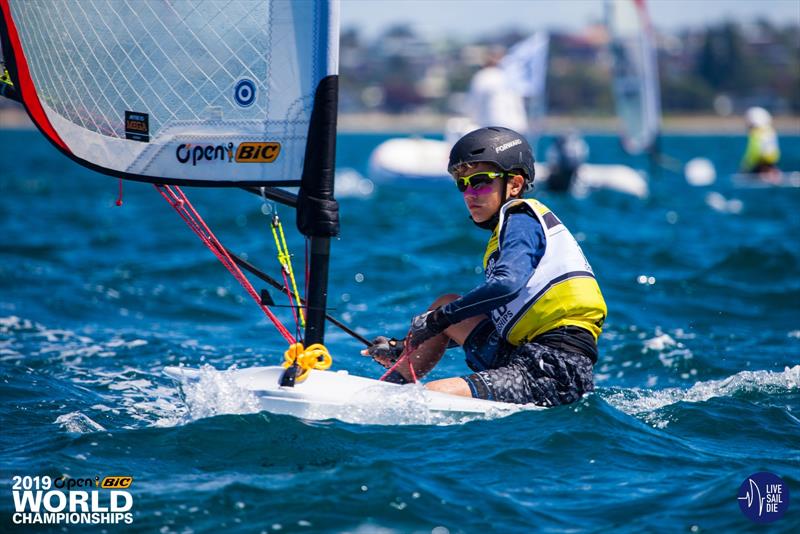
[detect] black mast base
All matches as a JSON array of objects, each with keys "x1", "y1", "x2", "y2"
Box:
[{"x1": 279, "y1": 364, "x2": 298, "y2": 387}]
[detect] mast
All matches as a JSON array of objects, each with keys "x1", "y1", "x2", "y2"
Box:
[
  {"x1": 297, "y1": 0, "x2": 341, "y2": 347},
  {"x1": 298, "y1": 75, "x2": 340, "y2": 345}
]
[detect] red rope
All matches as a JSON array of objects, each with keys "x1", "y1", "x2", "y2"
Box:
[
  {"x1": 378, "y1": 349, "x2": 417, "y2": 383},
  {"x1": 408, "y1": 359, "x2": 417, "y2": 382},
  {"x1": 280, "y1": 267, "x2": 299, "y2": 332},
  {"x1": 115, "y1": 178, "x2": 123, "y2": 206},
  {"x1": 155, "y1": 184, "x2": 295, "y2": 344}
]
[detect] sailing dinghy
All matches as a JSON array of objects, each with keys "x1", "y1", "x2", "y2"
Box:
[
  {"x1": 606, "y1": 0, "x2": 661, "y2": 158},
  {"x1": 0, "y1": 0, "x2": 520, "y2": 421}
]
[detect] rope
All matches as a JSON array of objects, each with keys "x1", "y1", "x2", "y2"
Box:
[
  {"x1": 115, "y1": 178, "x2": 123, "y2": 206},
  {"x1": 155, "y1": 184, "x2": 296, "y2": 345},
  {"x1": 280, "y1": 265, "x2": 300, "y2": 335},
  {"x1": 270, "y1": 214, "x2": 305, "y2": 328},
  {"x1": 378, "y1": 348, "x2": 417, "y2": 383},
  {"x1": 304, "y1": 238, "x2": 310, "y2": 311},
  {"x1": 283, "y1": 343, "x2": 332, "y2": 382}
]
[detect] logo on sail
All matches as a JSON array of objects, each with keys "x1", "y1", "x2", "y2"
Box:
[
  {"x1": 235, "y1": 142, "x2": 281, "y2": 163},
  {"x1": 175, "y1": 142, "x2": 281, "y2": 165},
  {"x1": 176, "y1": 143, "x2": 235, "y2": 166},
  {"x1": 124, "y1": 111, "x2": 149, "y2": 143},
  {"x1": 234, "y1": 79, "x2": 256, "y2": 108}
]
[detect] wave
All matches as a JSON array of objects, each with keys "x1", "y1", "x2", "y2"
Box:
[
  {"x1": 3, "y1": 314, "x2": 797, "y2": 433},
  {"x1": 601, "y1": 364, "x2": 800, "y2": 424}
]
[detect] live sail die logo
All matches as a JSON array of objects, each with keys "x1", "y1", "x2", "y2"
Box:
[
  {"x1": 737, "y1": 472, "x2": 790, "y2": 523},
  {"x1": 124, "y1": 111, "x2": 149, "y2": 142},
  {"x1": 11, "y1": 474, "x2": 135, "y2": 526}
]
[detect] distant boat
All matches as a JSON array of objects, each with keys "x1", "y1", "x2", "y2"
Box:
[
  {"x1": 368, "y1": 136, "x2": 451, "y2": 182},
  {"x1": 730, "y1": 171, "x2": 800, "y2": 189},
  {"x1": 368, "y1": 30, "x2": 648, "y2": 198},
  {"x1": 368, "y1": 135, "x2": 649, "y2": 199},
  {"x1": 606, "y1": 0, "x2": 661, "y2": 156}
]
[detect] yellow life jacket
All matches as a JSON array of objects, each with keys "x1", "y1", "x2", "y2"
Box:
[
  {"x1": 742, "y1": 126, "x2": 780, "y2": 171},
  {"x1": 483, "y1": 198, "x2": 607, "y2": 345}
]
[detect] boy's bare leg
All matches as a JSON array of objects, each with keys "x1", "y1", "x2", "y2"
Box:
[{"x1": 424, "y1": 377, "x2": 473, "y2": 397}]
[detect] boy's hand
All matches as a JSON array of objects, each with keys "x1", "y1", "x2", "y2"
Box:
[
  {"x1": 360, "y1": 336, "x2": 404, "y2": 368},
  {"x1": 405, "y1": 307, "x2": 451, "y2": 350}
]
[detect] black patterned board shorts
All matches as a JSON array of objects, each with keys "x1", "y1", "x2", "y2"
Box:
[{"x1": 461, "y1": 319, "x2": 594, "y2": 407}]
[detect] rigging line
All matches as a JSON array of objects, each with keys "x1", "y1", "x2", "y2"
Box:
[
  {"x1": 379, "y1": 348, "x2": 417, "y2": 383},
  {"x1": 168, "y1": 188, "x2": 291, "y2": 340},
  {"x1": 224, "y1": 246, "x2": 372, "y2": 347},
  {"x1": 279, "y1": 264, "x2": 300, "y2": 336},
  {"x1": 167, "y1": 186, "x2": 295, "y2": 344},
  {"x1": 263, "y1": 190, "x2": 305, "y2": 330},
  {"x1": 155, "y1": 184, "x2": 295, "y2": 344},
  {"x1": 304, "y1": 237, "x2": 310, "y2": 316},
  {"x1": 272, "y1": 214, "x2": 305, "y2": 327}
]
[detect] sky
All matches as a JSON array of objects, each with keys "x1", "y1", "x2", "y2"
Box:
[{"x1": 340, "y1": 0, "x2": 800, "y2": 38}]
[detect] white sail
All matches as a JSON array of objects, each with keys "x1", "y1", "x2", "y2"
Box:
[
  {"x1": 1, "y1": 0, "x2": 339, "y2": 185},
  {"x1": 501, "y1": 32, "x2": 549, "y2": 138},
  {"x1": 501, "y1": 32, "x2": 549, "y2": 101},
  {"x1": 606, "y1": 0, "x2": 661, "y2": 155}
]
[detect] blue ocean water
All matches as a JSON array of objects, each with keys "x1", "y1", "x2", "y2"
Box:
[{"x1": 1, "y1": 128, "x2": 799, "y2": 533}]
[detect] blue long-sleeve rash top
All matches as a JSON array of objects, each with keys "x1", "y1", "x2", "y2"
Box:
[{"x1": 441, "y1": 209, "x2": 546, "y2": 324}]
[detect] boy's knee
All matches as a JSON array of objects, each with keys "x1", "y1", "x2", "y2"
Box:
[{"x1": 430, "y1": 293, "x2": 460, "y2": 309}]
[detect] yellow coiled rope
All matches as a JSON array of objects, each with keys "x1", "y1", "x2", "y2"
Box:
[{"x1": 282, "y1": 343, "x2": 332, "y2": 382}]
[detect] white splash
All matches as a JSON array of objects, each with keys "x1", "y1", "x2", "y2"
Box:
[
  {"x1": 641, "y1": 330, "x2": 694, "y2": 369},
  {"x1": 174, "y1": 365, "x2": 261, "y2": 422},
  {"x1": 55, "y1": 411, "x2": 106, "y2": 434},
  {"x1": 642, "y1": 333, "x2": 677, "y2": 352}
]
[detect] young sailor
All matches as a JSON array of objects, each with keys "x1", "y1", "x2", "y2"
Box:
[
  {"x1": 741, "y1": 106, "x2": 781, "y2": 177},
  {"x1": 362, "y1": 127, "x2": 607, "y2": 406}
]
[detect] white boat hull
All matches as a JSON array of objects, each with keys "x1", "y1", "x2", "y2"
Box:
[
  {"x1": 730, "y1": 171, "x2": 800, "y2": 189},
  {"x1": 164, "y1": 365, "x2": 524, "y2": 423}
]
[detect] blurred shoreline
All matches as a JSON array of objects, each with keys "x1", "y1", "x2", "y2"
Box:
[{"x1": 1, "y1": 106, "x2": 798, "y2": 135}]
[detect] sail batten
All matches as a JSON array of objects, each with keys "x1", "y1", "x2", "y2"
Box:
[{"x1": 0, "y1": 0, "x2": 339, "y2": 186}]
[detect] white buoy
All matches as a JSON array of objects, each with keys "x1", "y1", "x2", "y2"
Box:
[{"x1": 685, "y1": 157, "x2": 716, "y2": 186}]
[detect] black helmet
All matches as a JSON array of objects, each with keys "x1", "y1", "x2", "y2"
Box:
[{"x1": 448, "y1": 126, "x2": 535, "y2": 191}]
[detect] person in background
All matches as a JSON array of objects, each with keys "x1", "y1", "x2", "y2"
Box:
[
  {"x1": 740, "y1": 106, "x2": 781, "y2": 179},
  {"x1": 466, "y1": 48, "x2": 528, "y2": 135},
  {"x1": 362, "y1": 127, "x2": 606, "y2": 407},
  {"x1": 545, "y1": 131, "x2": 589, "y2": 193}
]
